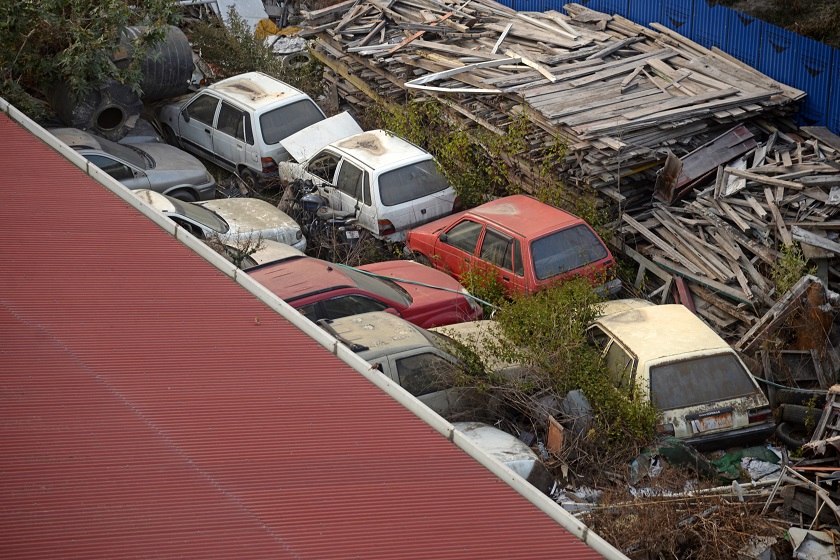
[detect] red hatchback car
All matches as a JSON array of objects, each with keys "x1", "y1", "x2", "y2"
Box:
[
  {"x1": 248, "y1": 256, "x2": 483, "y2": 329},
  {"x1": 406, "y1": 195, "x2": 620, "y2": 297}
]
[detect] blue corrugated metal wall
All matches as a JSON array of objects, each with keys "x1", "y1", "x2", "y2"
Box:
[{"x1": 502, "y1": 0, "x2": 840, "y2": 134}]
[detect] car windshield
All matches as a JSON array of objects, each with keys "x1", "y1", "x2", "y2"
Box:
[
  {"x1": 97, "y1": 137, "x2": 149, "y2": 169},
  {"x1": 341, "y1": 267, "x2": 412, "y2": 307},
  {"x1": 531, "y1": 224, "x2": 608, "y2": 281},
  {"x1": 169, "y1": 198, "x2": 229, "y2": 233},
  {"x1": 378, "y1": 159, "x2": 449, "y2": 207},
  {"x1": 649, "y1": 353, "x2": 759, "y2": 410},
  {"x1": 259, "y1": 99, "x2": 324, "y2": 145}
]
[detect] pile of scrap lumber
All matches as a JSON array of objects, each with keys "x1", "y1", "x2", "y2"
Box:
[
  {"x1": 617, "y1": 126, "x2": 840, "y2": 348},
  {"x1": 302, "y1": 0, "x2": 804, "y2": 211}
]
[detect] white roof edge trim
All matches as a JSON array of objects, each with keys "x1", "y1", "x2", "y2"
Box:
[{"x1": 0, "y1": 95, "x2": 629, "y2": 560}]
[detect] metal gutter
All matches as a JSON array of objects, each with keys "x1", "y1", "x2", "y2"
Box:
[{"x1": 1, "y1": 96, "x2": 629, "y2": 560}]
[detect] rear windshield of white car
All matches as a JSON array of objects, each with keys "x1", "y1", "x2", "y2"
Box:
[
  {"x1": 531, "y1": 224, "x2": 608, "y2": 281},
  {"x1": 259, "y1": 99, "x2": 325, "y2": 145},
  {"x1": 649, "y1": 353, "x2": 759, "y2": 410},
  {"x1": 169, "y1": 198, "x2": 228, "y2": 233},
  {"x1": 378, "y1": 159, "x2": 449, "y2": 207},
  {"x1": 341, "y1": 267, "x2": 412, "y2": 307},
  {"x1": 99, "y1": 137, "x2": 149, "y2": 169}
]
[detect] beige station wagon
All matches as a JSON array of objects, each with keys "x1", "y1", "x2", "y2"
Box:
[{"x1": 588, "y1": 300, "x2": 774, "y2": 450}]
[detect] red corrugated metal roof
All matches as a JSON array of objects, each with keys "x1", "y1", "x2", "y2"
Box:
[{"x1": 0, "y1": 112, "x2": 605, "y2": 559}]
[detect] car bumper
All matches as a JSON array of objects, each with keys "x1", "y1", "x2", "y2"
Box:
[
  {"x1": 291, "y1": 237, "x2": 307, "y2": 253},
  {"x1": 196, "y1": 181, "x2": 216, "y2": 201},
  {"x1": 684, "y1": 422, "x2": 776, "y2": 451}
]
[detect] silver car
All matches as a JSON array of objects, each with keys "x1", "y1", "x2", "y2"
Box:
[
  {"x1": 134, "y1": 189, "x2": 306, "y2": 252},
  {"x1": 51, "y1": 128, "x2": 216, "y2": 202}
]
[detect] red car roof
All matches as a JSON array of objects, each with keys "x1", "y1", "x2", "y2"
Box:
[
  {"x1": 248, "y1": 255, "x2": 358, "y2": 300},
  {"x1": 415, "y1": 194, "x2": 586, "y2": 239}
]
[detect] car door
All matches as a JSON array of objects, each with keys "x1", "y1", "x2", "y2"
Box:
[
  {"x1": 331, "y1": 159, "x2": 375, "y2": 231},
  {"x1": 477, "y1": 227, "x2": 527, "y2": 296},
  {"x1": 178, "y1": 93, "x2": 221, "y2": 164},
  {"x1": 212, "y1": 101, "x2": 250, "y2": 171},
  {"x1": 433, "y1": 219, "x2": 484, "y2": 281},
  {"x1": 83, "y1": 153, "x2": 151, "y2": 190}
]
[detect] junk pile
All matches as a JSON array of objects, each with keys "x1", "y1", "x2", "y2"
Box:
[
  {"x1": 300, "y1": 0, "x2": 804, "y2": 210},
  {"x1": 47, "y1": 25, "x2": 194, "y2": 141},
  {"x1": 616, "y1": 125, "x2": 840, "y2": 381}
]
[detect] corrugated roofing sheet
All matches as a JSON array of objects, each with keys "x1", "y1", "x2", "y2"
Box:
[{"x1": 0, "y1": 112, "x2": 604, "y2": 559}]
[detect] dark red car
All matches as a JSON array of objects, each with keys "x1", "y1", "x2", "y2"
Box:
[
  {"x1": 248, "y1": 256, "x2": 483, "y2": 328},
  {"x1": 406, "y1": 195, "x2": 620, "y2": 297}
]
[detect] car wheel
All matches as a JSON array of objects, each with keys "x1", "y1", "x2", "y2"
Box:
[
  {"x1": 775, "y1": 421, "x2": 810, "y2": 450},
  {"x1": 240, "y1": 169, "x2": 260, "y2": 194},
  {"x1": 780, "y1": 403, "x2": 822, "y2": 427},
  {"x1": 413, "y1": 252, "x2": 432, "y2": 267},
  {"x1": 162, "y1": 125, "x2": 180, "y2": 148},
  {"x1": 169, "y1": 189, "x2": 197, "y2": 203}
]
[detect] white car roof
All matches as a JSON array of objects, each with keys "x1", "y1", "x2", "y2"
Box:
[
  {"x1": 134, "y1": 189, "x2": 178, "y2": 212},
  {"x1": 331, "y1": 130, "x2": 432, "y2": 170},
  {"x1": 324, "y1": 312, "x2": 434, "y2": 360},
  {"x1": 593, "y1": 304, "x2": 732, "y2": 363},
  {"x1": 207, "y1": 72, "x2": 309, "y2": 110}
]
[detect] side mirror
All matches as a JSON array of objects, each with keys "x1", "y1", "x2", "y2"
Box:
[
  {"x1": 181, "y1": 108, "x2": 190, "y2": 123},
  {"x1": 439, "y1": 232, "x2": 448, "y2": 243}
]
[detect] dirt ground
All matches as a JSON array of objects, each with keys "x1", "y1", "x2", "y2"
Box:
[{"x1": 712, "y1": 0, "x2": 840, "y2": 48}]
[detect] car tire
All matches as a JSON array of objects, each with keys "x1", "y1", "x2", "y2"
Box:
[
  {"x1": 775, "y1": 421, "x2": 810, "y2": 450},
  {"x1": 413, "y1": 252, "x2": 432, "y2": 267},
  {"x1": 780, "y1": 403, "x2": 822, "y2": 427},
  {"x1": 774, "y1": 388, "x2": 825, "y2": 408},
  {"x1": 168, "y1": 189, "x2": 197, "y2": 203},
  {"x1": 240, "y1": 169, "x2": 260, "y2": 194},
  {"x1": 162, "y1": 125, "x2": 180, "y2": 148}
]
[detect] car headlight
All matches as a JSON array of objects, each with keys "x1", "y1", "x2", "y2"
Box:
[{"x1": 296, "y1": 229, "x2": 303, "y2": 240}]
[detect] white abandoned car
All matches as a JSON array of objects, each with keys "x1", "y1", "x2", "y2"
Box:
[
  {"x1": 277, "y1": 126, "x2": 458, "y2": 242},
  {"x1": 158, "y1": 72, "x2": 344, "y2": 191},
  {"x1": 134, "y1": 189, "x2": 306, "y2": 251},
  {"x1": 584, "y1": 300, "x2": 774, "y2": 450}
]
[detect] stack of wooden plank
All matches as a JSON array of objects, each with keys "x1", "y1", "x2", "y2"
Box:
[
  {"x1": 302, "y1": 0, "x2": 804, "y2": 211},
  {"x1": 618, "y1": 126, "x2": 840, "y2": 341}
]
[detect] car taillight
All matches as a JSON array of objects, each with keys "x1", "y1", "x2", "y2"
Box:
[
  {"x1": 655, "y1": 423, "x2": 675, "y2": 436},
  {"x1": 748, "y1": 407, "x2": 772, "y2": 424},
  {"x1": 378, "y1": 219, "x2": 395, "y2": 236},
  {"x1": 261, "y1": 157, "x2": 278, "y2": 173}
]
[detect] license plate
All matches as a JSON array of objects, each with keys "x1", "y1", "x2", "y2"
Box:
[
  {"x1": 690, "y1": 412, "x2": 733, "y2": 434},
  {"x1": 345, "y1": 230, "x2": 360, "y2": 239}
]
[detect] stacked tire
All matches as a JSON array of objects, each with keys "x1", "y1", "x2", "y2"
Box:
[{"x1": 774, "y1": 389, "x2": 825, "y2": 450}]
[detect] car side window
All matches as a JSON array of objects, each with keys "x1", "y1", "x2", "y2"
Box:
[
  {"x1": 479, "y1": 227, "x2": 514, "y2": 271},
  {"x1": 336, "y1": 161, "x2": 369, "y2": 204},
  {"x1": 85, "y1": 154, "x2": 134, "y2": 181},
  {"x1": 443, "y1": 220, "x2": 484, "y2": 254},
  {"x1": 307, "y1": 151, "x2": 341, "y2": 182},
  {"x1": 216, "y1": 102, "x2": 245, "y2": 141},
  {"x1": 321, "y1": 295, "x2": 388, "y2": 320},
  {"x1": 395, "y1": 353, "x2": 451, "y2": 396},
  {"x1": 186, "y1": 94, "x2": 220, "y2": 126}
]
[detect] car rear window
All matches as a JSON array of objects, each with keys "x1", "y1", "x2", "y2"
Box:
[
  {"x1": 649, "y1": 353, "x2": 759, "y2": 410},
  {"x1": 341, "y1": 266, "x2": 412, "y2": 307},
  {"x1": 172, "y1": 199, "x2": 228, "y2": 233},
  {"x1": 378, "y1": 159, "x2": 449, "y2": 207},
  {"x1": 97, "y1": 137, "x2": 148, "y2": 169},
  {"x1": 531, "y1": 224, "x2": 608, "y2": 281},
  {"x1": 259, "y1": 99, "x2": 325, "y2": 145}
]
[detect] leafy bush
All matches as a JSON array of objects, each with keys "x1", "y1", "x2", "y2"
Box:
[{"x1": 770, "y1": 242, "x2": 814, "y2": 295}]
